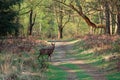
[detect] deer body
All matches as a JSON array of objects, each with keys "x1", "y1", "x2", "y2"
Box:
[{"x1": 38, "y1": 43, "x2": 55, "y2": 60}]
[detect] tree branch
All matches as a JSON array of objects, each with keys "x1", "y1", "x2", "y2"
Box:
[
  {"x1": 32, "y1": 13, "x2": 36, "y2": 26},
  {"x1": 53, "y1": 0, "x2": 70, "y2": 8},
  {"x1": 63, "y1": 14, "x2": 70, "y2": 28},
  {"x1": 54, "y1": 0, "x2": 97, "y2": 28}
]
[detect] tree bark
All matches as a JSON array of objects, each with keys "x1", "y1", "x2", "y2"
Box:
[
  {"x1": 58, "y1": 26, "x2": 63, "y2": 39},
  {"x1": 15, "y1": 3, "x2": 21, "y2": 37},
  {"x1": 28, "y1": 8, "x2": 36, "y2": 35},
  {"x1": 105, "y1": 1, "x2": 110, "y2": 34},
  {"x1": 70, "y1": 4, "x2": 97, "y2": 29},
  {"x1": 117, "y1": 6, "x2": 120, "y2": 35}
]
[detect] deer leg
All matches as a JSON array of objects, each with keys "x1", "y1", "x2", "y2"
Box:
[
  {"x1": 49, "y1": 55, "x2": 51, "y2": 61},
  {"x1": 48, "y1": 54, "x2": 51, "y2": 61}
]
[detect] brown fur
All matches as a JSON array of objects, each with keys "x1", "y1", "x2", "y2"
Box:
[{"x1": 38, "y1": 43, "x2": 55, "y2": 59}]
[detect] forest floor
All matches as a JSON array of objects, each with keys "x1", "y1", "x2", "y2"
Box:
[
  {"x1": 50, "y1": 40, "x2": 107, "y2": 80},
  {"x1": 0, "y1": 35, "x2": 119, "y2": 80}
]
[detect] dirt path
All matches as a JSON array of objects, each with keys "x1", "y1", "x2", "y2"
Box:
[{"x1": 51, "y1": 41, "x2": 106, "y2": 80}]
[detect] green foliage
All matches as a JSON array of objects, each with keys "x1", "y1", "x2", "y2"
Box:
[
  {"x1": 107, "y1": 72, "x2": 120, "y2": 80},
  {"x1": 64, "y1": 17, "x2": 89, "y2": 38},
  {"x1": 60, "y1": 63, "x2": 93, "y2": 80},
  {"x1": 0, "y1": 52, "x2": 47, "y2": 79},
  {"x1": 0, "y1": 0, "x2": 22, "y2": 36},
  {"x1": 71, "y1": 35, "x2": 120, "y2": 80},
  {"x1": 46, "y1": 65, "x2": 67, "y2": 80}
]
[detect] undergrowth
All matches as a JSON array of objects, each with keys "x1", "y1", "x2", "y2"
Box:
[
  {"x1": 0, "y1": 37, "x2": 50, "y2": 80},
  {"x1": 71, "y1": 34, "x2": 120, "y2": 80},
  {"x1": 0, "y1": 52, "x2": 48, "y2": 80}
]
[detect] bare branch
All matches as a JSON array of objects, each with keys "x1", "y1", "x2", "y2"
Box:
[
  {"x1": 32, "y1": 14, "x2": 36, "y2": 26},
  {"x1": 53, "y1": 0, "x2": 70, "y2": 8},
  {"x1": 54, "y1": 6, "x2": 59, "y2": 24},
  {"x1": 63, "y1": 14, "x2": 70, "y2": 28},
  {"x1": 19, "y1": 10, "x2": 30, "y2": 15}
]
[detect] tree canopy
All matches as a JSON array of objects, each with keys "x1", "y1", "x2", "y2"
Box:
[
  {"x1": 0, "y1": 0, "x2": 23, "y2": 36},
  {"x1": 0, "y1": 0, "x2": 120, "y2": 38}
]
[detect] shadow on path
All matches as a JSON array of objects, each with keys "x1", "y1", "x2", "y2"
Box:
[{"x1": 51, "y1": 40, "x2": 106, "y2": 80}]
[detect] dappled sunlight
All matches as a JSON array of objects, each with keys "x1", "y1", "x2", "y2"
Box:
[
  {"x1": 52, "y1": 59, "x2": 85, "y2": 66},
  {"x1": 0, "y1": 0, "x2": 120, "y2": 80},
  {"x1": 62, "y1": 39, "x2": 80, "y2": 45},
  {"x1": 21, "y1": 72, "x2": 41, "y2": 76},
  {"x1": 102, "y1": 53, "x2": 120, "y2": 62},
  {"x1": 66, "y1": 69, "x2": 81, "y2": 73},
  {"x1": 69, "y1": 60, "x2": 85, "y2": 64},
  {"x1": 80, "y1": 48, "x2": 96, "y2": 54}
]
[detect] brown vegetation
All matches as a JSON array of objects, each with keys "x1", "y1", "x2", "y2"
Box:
[
  {"x1": 0, "y1": 36, "x2": 43, "y2": 54},
  {"x1": 78, "y1": 34, "x2": 120, "y2": 72}
]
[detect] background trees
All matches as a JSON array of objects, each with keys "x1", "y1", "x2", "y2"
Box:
[
  {"x1": 53, "y1": 0, "x2": 71, "y2": 39},
  {"x1": 0, "y1": 0, "x2": 22, "y2": 36},
  {"x1": 0, "y1": 0, "x2": 120, "y2": 38}
]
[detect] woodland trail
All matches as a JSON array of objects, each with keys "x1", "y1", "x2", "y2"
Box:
[{"x1": 51, "y1": 40, "x2": 107, "y2": 80}]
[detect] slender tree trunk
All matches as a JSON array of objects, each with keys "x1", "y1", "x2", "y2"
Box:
[
  {"x1": 29, "y1": 9, "x2": 33, "y2": 35},
  {"x1": 117, "y1": 7, "x2": 120, "y2": 35},
  {"x1": 111, "y1": 14, "x2": 117, "y2": 34},
  {"x1": 15, "y1": 3, "x2": 21, "y2": 37},
  {"x1": 58, "y1": 27, "x2": 63, "y2": 39},
  {"x1": 105, "y1": 1, "x2": 110, "y2": 34},
  {"x1": 28, "y1": 8, "x2": 36, "y2": 35}
]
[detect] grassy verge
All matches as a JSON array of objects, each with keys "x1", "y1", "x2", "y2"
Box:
[
  {"x1": 106, "y1": 72, "x2": 120, "y2": 80},
  {"x1": 46, "y1": 63, "x2": 92, "y2": 80},
  {"x1": 68, "y1": 35, "x2": 120, "y2": 80},
  {"x1": 0, "y1": 51, "x2": 48, "y2": 80},
  {"x1": 46, "y1": 65, "x2": 67, "y2": 80},
  {"x1": 61, "y1": 63, "x2": 93, "y2": 80}
]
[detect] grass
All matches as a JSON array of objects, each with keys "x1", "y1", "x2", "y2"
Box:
[
  {"x1": 0, "y1": 51, "x2": 47, "y2": 80},
  {"x1": 46, "y1": 63, "x2": 92, "y2": 80},
  {"x1": 46, "y1": 65, "x2": 67, "y2": 80},
  {"x1": 107, "y1": 72, "x2": 120, "y2": 80},
  {"x1": 0, "y1": 35, "x2": 120, "y2": 80},
  {"x1": 69, "y1": 37, "x2": 120, "y2": 80},
  {"x1": 61, "y1": 63, "x2": 93, "y2": 80}
]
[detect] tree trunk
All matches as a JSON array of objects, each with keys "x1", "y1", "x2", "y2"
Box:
[
  {"x1": 117, "y1": 6, "x2": 120, "y2": 35},
  {"x1": 28, "y1": 8, "x2": 36, "y2": 35},
  {"x1": 70, "y1": 4, "x2": 97, "y2": 34},
  {"x1": 105, "y1": 1, "x2": 110, "y2": 34},
  {"x1": 58, "y1": 27, "x2": 63, "y2": 39},
  {"x1": 15, "y1": 3, "x2": 21, "y2": 37}
]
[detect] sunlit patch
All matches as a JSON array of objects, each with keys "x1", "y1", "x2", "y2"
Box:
[
  {"x1": 21, "y1": 72, "x2": 40, "y2": 76},
  {"x1": 66, "y1": 69, "x2": 80, "y2": 73},
  {"x1": 52, "y1": 62, "x2": 63, "y2": 66},
  {"x1": 69, "y1": 60, "x2": 85, "y2": 64},
  {"x1": 52, "y1": 59, "x2": 85, "y2": 66},
  {"x1": 80, "y1": 48, "x2": 95, "y2": 54}
]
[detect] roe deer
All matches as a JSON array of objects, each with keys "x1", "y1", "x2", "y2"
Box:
[{"x1": 38, "y1": 42, "x2": 55, "y2": 60}]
